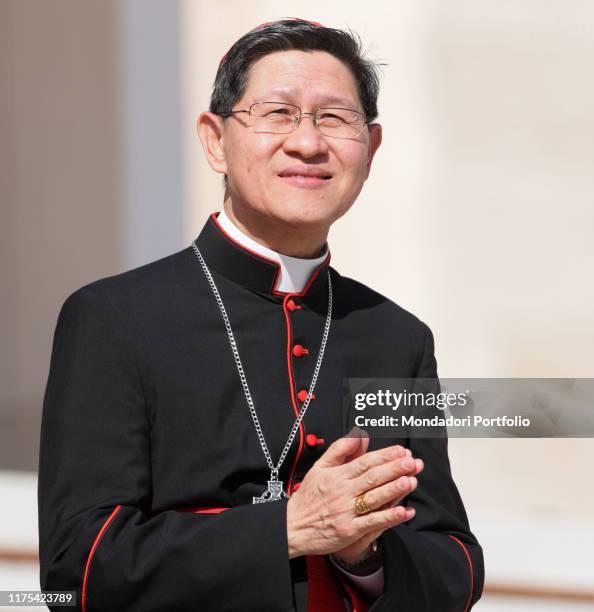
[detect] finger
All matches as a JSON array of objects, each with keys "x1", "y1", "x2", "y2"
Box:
[
  {"x1": 344, "y1": 444, "x2": 411, "y2": 479},
  {"x1": 352, "y1": 457, "x2": 423, "y2": 493},
  {"x1": 316, "y1": 433, "x2": 366, "y2": 468},
  {"x1": 355, "y1": 475, "x2": 418, "y2": 512},
  {"x1": 365, "y1": 527, "x2": 385, "y2": 542},
  {"x1": 342, "y1": 434, "x2": 370, "y2": 464},
  {"x1": 353, "y1": 505, "x2": 416, "y2": 534},
  {"x1": 350, "y1": 527, "x2": 384, "y2": 553}
]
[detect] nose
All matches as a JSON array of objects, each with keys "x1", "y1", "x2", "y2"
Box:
[{"x1": 282, "y1": 113, "x2": 329, "y2": 158}]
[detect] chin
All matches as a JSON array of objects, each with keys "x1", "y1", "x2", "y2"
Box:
[
  {"x1": 273, "y1": 194, "x2": 340, "y2": 222},
  {"x1": 268, "y1": 204, "x2": 337, "y2": 229}
]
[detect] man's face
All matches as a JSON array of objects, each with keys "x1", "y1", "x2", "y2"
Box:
[{"x1": 213, "y1": 50, "x2": 381, "y2": 231}]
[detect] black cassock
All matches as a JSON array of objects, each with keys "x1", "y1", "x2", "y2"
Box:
[{"x1": 38, "y1": 212, "x2": 484, "y2": 611}]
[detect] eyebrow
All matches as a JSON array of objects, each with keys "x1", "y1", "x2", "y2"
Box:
[{"x1": 255, "y1": 88, "x2": 359, "y2": 109}]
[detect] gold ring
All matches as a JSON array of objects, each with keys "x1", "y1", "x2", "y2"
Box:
[{"x1": 354, "y1": 494, "x2": 370, "y2": 514}]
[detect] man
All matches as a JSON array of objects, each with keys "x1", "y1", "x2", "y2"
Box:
[{"x1": 38, "y1": 18, "x2": 484, "y2": 611}]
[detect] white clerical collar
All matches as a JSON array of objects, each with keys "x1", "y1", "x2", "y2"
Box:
[{"x1": 216, "y1": 209, "x2": 329, "y2": 293}]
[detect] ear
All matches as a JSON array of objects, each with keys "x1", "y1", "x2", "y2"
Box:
[
  {"x1": 197, "y1": 111, "x2": 228, "y2": 175},
  {"x1": 364, "y1": 123, "x2": 382, "y2": 180}
]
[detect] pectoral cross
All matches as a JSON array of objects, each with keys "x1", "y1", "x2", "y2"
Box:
[{"x1": 252, "y1": 471, "x2": 287, "y2": 503}]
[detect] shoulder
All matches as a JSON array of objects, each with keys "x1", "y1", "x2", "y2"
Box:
[
  {"x1": 57, "y1": 246, "x2": 194, "y2": 327},
  {"x1": 330, "y1": 267, "x2": 434, "y2": 347}
]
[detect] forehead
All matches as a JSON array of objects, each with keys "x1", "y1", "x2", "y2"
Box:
[{"x1": 242, "y1": 50, "x2": 361, "y2": 108}]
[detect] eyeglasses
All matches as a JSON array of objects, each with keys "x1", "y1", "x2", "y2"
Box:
[{"x1": 219, "y1": 101, "x2": 368, "y2": 139}]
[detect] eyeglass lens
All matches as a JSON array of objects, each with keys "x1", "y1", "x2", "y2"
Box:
[{"x1": 249, "y1": 102, "x2": 365, "y2": 138}]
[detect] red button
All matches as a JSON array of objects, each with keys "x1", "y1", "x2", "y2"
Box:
[
  {"x1": 292, "y1": 344, "x2": 309, "y2": 357},
  {"x1": 297, "y1": 390, "x2": 316, "y2": 402},
  {"x1": 306, "y1": 434, "x2": 325, "y2": 447},
  {"x1": 287, "y1": 299, "x2": 302, "y2": 311}
]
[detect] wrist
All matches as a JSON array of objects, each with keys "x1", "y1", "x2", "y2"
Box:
[
  {"x1": 286, "y1": 498, "x2": 304, "y2": 559},
  {"x1": 331, "y1": 540, "x2": 383, "y2": 575}
]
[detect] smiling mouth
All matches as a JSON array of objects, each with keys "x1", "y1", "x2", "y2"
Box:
[
  {"x1": 278, "y1": 173, "x2": 332, "y2": 179},
  {"x1": 277, "y1": 174, "x2": 333, "y2": 188}
]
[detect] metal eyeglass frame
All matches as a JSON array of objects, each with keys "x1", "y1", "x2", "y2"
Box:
[{"x1": 218, "y1": 101, "x2": 368, "y2": 138}]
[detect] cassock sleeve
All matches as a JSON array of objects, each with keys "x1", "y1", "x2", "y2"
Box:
[
  {"x1": 374, "y1": 323, "x2": 485, "y2": 611},
  {"x1": 38, "y1": 286, "x2": 295, "y2": 612}
]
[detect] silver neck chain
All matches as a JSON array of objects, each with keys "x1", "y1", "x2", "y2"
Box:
[{"x1": 191, "y1": 241, "x2": 333, "y2": 490}]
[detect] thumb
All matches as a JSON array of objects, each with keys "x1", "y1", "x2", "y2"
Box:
[
  {"x1": 343, "y1": 432, "x2": 370, "y2": 464},
  {"x1": 316, "y1": 427, "x2": 368, "y2": 468}
]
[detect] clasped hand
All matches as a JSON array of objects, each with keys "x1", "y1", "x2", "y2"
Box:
[{"x1": 287, "y1": 432, "x2": 423, "y2": 564}]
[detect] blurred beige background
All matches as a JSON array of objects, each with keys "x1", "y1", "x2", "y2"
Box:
[{"x1": 1, "y1": 0, "x2": 593, "y2": 609}]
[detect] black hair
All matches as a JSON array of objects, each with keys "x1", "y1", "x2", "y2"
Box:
[
  {"x1": 209, "y1": 18, "x2": 384, "y2": 189},
  {"x1": 210, "y1": 18, "x2": 383, "y2": 122}
]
